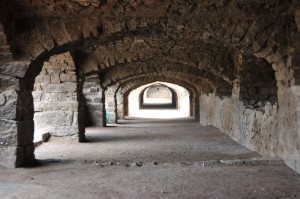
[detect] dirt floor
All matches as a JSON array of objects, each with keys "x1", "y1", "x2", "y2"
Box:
[{"x1": 1, "y1": 118, "x2": 300, "y2": 199}]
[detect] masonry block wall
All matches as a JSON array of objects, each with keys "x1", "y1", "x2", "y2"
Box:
[
  {"x1": 200, "y1": 51, "x2": 300, "y2": 174},
  {"x1": 0, "y1": 22, "x2": 34, "y2": 167},
  {"x1": 0, "y1": 24, "x2": 17, "y2": 167},
  {"x1": 83, "y1": 74, "x2": 103, "y2": 126},
  {"x1": 33, "y1": 52, "x2": 80, "y2": 137},
  {"x1": 0, "y1": 0, "x2": 299, "y2": 174},
  {"x1": 0, "y1": 73, "x2": 19, "y2": 168}
]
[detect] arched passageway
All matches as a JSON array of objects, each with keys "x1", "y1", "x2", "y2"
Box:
[
  {"x1": 142, "y1": 84, "x2": 175, "y2": 107},
  {"x1": 0, "y1": 1, "x2": 300, "y2": 198},
  {"x1": 127, "y1": 82, "x2": 190, "y2": 119}
]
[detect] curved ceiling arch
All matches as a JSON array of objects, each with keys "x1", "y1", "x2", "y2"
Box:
[
  {"x1": 77, "y1": 35, "x2": 235, "y2": 75},
  {"x1": 0, "y1": 0, "x2": 297, "y2": 89},
  {"x1": 0, "y1": 0, "x2": 296, "y2": 63},
  {"x1": 117, "y1": 75, "x2": 206, "y2": 98},
  {"x1": 104, "y1": 70, "x2": 224, "y2": 94},
  {"x1": 100, "y1": 61, "x2": 231, "y2": 89}
]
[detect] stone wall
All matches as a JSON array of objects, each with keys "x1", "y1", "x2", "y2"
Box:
[
  {"x1": 146, "y1": 85, "x2": 172, "y2": 99},
  {"x1": 33, "y1": 52, "x2": 80, "y2": 137},
  {"x1": 199, "y1": 90, "x2": 300, "y2": 174},
  {"x1": 0, "y1": 23, "x2": 16, "y2": 164},
  {"x1": 277, "y1": 86, "x2": 300, "y2": 173},
  {"x1": 82, "y1": 74, "x2": 103, "y2": 126}
]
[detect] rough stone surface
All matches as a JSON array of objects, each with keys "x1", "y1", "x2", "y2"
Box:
[
  {"x1": 0, "y1": 94, "x2": 5, "y2": 105},
  {"x1": 32, "y1": 52, "x2": 80, "y2": 138},
  {"x1": 0, "y1": 146, "x2": 17, "y2": 168},
  {"x1": 0, "y1": 61, "x2": 30, "y2": 78},
  {"x1": 0, "y1": 0, "x2": 299, "y2": 176},
  {"x1": 34, "y1": 112, "x2": 74, "y2": 128},
  {"x1": 0, "y1": 120, "x2": 17, "y2": 146},
  {"x1": 83, "y1": 74, "x2": 103, "y2": 126},
  {"x1": 200, "y1": 91, "x2": 300, "y2": 174}
]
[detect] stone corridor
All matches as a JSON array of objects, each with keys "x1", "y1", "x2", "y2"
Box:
[
  {"x1": 1, "y1": 119, "x2": 300, "y2": 199},
  {"x1": 1, "y1": 0, "x2": 300, "y2": 198}
]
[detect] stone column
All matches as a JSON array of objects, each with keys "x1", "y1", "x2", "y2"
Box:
[
  {"x1": 0, "y1": 21, "x2": 35, "y2": 167},
  {"x1": 194, "y1": 94, "x2": 200, "y2": 121},
  {"x1": 277, "y1": 11, "x2": 300, "y2": 173},
  {"x1": 77, "y1": 81, "x2": 86, "y2": 142},
  {"x1": 16, "y1": 77, "x2": 35, "y2": 167},
  {"x1": 189, "y1": 94, "x2": 194, "y2": 117},
  {"x1": 0, "y1": 62, "x2": 36, "y2": 167},
  {"x1": 82, "y1": 74, "x2": 103, "y2": 126},
  {"x1": 0, "y1": 75, "x2": 20, "y2": 167},
  {"x1": 116, "y1": 88, "x2": 124, "y2": 122},
  {"x1": 103, "y1": 85, "x2": 118, "y2": 125},
  {"x1": 123, "y1": 92, "x2": 129, "y2": 117}
]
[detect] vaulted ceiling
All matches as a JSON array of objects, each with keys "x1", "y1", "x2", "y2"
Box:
[{"x1": 0, "y1": 0, "x2": 299, "y2": 93}]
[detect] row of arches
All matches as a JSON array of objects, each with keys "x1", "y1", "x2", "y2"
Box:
[
  {"x1": 0, "y1": 41, "x2": 298, "y2": 169},
  {"x1": 0, "y1": 1, "x2": 299, "y2": 175}
]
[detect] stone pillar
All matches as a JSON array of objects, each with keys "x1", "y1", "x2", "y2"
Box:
[
  {"x1": 16, "y1": 77, "x2": 35, "y2": 167},
  {"x1": 116, "y1": 88, "x2": 124, "y2": 122},
  {"x1": 123, "y1": 92, "x2": 129, "y2": 117},
  {"x1": 293, "y1": 10, "x2": 300, "y2": 86},
  {"x1": 104, "y1": 85, "x2": 118, "y2": 125},
  {"x1": 33, "y1": 52, "x2": 81, "y2": 138},
  {"x1": 82, "y1": 74, "x2": 103, "y2": 126},
  {"x1": 277, "y1": 13, "x2": 300, "y2": 172},
  {"x1": 189, "y1": 94, "x2": 194, "y2": 117},
  {"x1": 0, "y1": 64, "x2": 35, "y2": 168},
  {"x1": 0, "y1": 21, "x2": 35, "y2": 167},
  {"x1": 0, "y1": 75, "x2": 20, "y2": 167},
  {"x1": 77, "y1": 81, "x2": 86, "y2": 142},
  {"x1": 277, "y1": 86, "x2": 300, "y2": 174},
  {"x1": 194, "y1": 94, "x2": 200, "y2": 121}
]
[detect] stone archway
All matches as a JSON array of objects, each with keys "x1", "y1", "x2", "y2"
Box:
[
  {"x1": 32, "y1": 52, "x2": 84, "y2": 142},
  {"x1": 140, "y1": 84, "x2": 177, "y2": 109}
]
